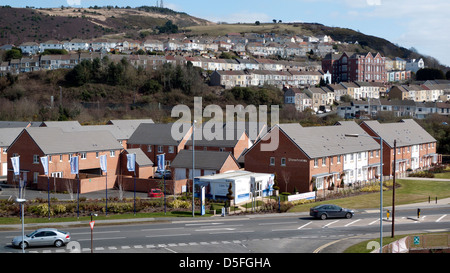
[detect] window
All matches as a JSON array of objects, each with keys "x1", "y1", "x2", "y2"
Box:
[
  {"x1": 158, "y1": 146, "x2": 163, "y2": 153},
  {"x1": 147, "y1": 145, "x2": 152, "y2": 152},
  {"x1": 270, "y1": 157, "x2": 275, "y2": 166},
  {"x1": 314, "y1": 158, "x2": 318, "y2": 167},
  {"x1": 322, "y1": 157, "x2": 326, "y2": 166},
  {"x1": 33, "y1": 172, "x2": 39, "y2": 183},
  {"x1": 60, "y1": 154, "x2": 63, "y2": 162},
  {"x1": 81, "y1": 152, "x2": 87, "y2": 159},
  {"x1": 96, "y1": 152, "x2": 99, "y2": 158},
  {"x1": 337, "y1": 155, "x2": 341, "y2": 164},
  {"x1": 33, "y1": 155, "x2": 39, "y2": 164},
  {"x1": 168, "y1": 146, "x2": 174, "y2": 153},
  {"x1": 281, "y1": 158, "x2": 286, "y2": 166},
  {"x1": 110, "y1": 150, "x2": 115, "y2": 157}
]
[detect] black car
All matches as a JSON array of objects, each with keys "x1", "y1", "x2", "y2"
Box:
[{"x1": 309, "y1": 204, "x2": 354, "y2": 220}]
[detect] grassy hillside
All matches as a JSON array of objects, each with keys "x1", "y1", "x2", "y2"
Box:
[{"x1": 0, "y1": 6, "x2": 212, "y2": 45}]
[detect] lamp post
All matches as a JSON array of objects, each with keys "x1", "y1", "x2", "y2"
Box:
[
  {"x1": 90, "y1": 213, "x2": 97, "y2": 253},
  {"x1": 15, "y1": 198, "x2": 26, "y2": 253},
  {"x1": 345, "y1": 133, "x2": 383, "y2": 253},
  {"x1": 192, "y1": 120, "x2": 197, "y2": 217}
]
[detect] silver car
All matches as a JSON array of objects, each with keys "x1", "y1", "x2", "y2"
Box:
[{"x1": 12, "y1": 228, "x2": 71, "y2": 249}]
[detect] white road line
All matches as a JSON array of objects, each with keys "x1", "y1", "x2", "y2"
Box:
[
  {"x1": 345, "y1": 219, "x2": 361, "y2": 227},
  {"x1": 77, "y1": 236, "x2": 126, "y2": 241},
  {"x1": 322, "y1": 220, "x2": 339, "y2": 228},
  {"x1": 259, "y1": 221, "x2": 298, "y2": 226},
  {"x1": 71, "y1": 230, "x2": 121, "y2": 235},
  {"x1": 298, "y1": 221, "x2": 312, "y2": 229},
  {"x1": 141, "y1": 227, "x2": 184, "y2": 232},
  {"x1": 436, "y1": 214, "x2": 447, "y2": 222},
  {"x1": 368, "y1": 219, "x2": 379, "y2": 225},
  {"x1": 146, "y1": 233, "x2": 191, "y2": 238}
]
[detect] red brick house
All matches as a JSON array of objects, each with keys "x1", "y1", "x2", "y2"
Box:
[
  {"x1": 7, "y1": 127, "x2": 123, "y2": 193},
  {"x1": 244, "y1": 122, "x2": 381, "y2": 193},
  {"x1": 127, "y1": 123, "x2": 193, "y2": 169},
  {"x1": 322, "y1": 52, "x2": 386, "y2": 83},
  {"x1": 171, "y1": 150, "x2": 241, "y2": 180},
  {"x1": 359, "y1": 119, "x2": 440, "y2": 177}
]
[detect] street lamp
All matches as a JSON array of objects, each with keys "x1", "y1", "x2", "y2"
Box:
[
  {"x1": 192, "y1": 120, "x2": 197, "y2": 217},
  {"x1": 345, "y1": 133, "x2": 384, "y2": 253},
  {"x1": 15, "y1": 198, "x2": 26, "y2": 253},
  {"x1": 90, "y1": 213, "x2": 97, "y2": 253}
]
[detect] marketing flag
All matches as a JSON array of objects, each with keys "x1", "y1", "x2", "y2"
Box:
[
  {"x1": 99, "y1": 155, "x2": 107, "y2": 173},
  {"x1": 70, "y1": 156, "x2": 79, "y2": 174},
  {"x1": 40, "y1": 156, "x2": 49, "y2": 175},
  {"x1": 11, "y1": 156, "x2": 20, "y2": 175},
  {"x1": 157, "y1": 154, "x2": 165, "y2": 172},
  {"x1": 127, "y1": 153, "x2": 136, "y2": 172}
]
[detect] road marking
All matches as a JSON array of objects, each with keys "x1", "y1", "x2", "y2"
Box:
[
  {"x1": 165, "y1": 247, "x2": 177, "y2": 253},
  {"x1": 185, "y1": 222, "x2": 224, "y2": 226},
  {"x1": 259, "y1": 221, "x2": 298, "y2": 226},
  {"x1": 436, "y1": 214, "x2": 447, "y2": 222},
  {"x1": 77, "y1": 236, "x2": 126, "y2": 241},
  {"x1": 141, "y1": 227, "x2": 184, "y2": 232},
  {"x1": 322, "y1": 220, "x2": 339, "y2": 228},
  {"x1": 195, "y1": 228, "x2": 235, "y2": 232},
  {"x1": 368, "y1": 219, "x2": 379, "y2": 225},
  {"x1": 146, "y1": 233, "x2": 190, "y2": 238},
  {"x1": 71, "y1": 230, "x2": 121, "y2": 235},
  {"x1": 345, "y1": 219, "x2": 361, "y2": 227},
  {"x1": 298, "y1": 221, "x2": 312, "y2": 229}
]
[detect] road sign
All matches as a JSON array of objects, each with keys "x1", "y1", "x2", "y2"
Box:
[
  {"x1": 413, "y1": 236, "x2": 420, "y2": 245},
  {"x1": 90, "y1": 221, "x2": 95, "y2": 230}
]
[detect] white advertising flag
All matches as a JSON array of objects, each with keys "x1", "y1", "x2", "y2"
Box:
[
  {"x1": 11, "y1": 156, "x2": 20, "y2": 175},
  {"x1": 127, "y1": 153, "x2": 136, "y2": 172},
  {"x1": 40, "y1": 156, "x2": 49, "y2": 175},
  {"x1": 70, "y1": 156, "x2": 79, "y2": 175},
  {"x1": 99, "y1": 155, "x2": 107, "y2": 173}
]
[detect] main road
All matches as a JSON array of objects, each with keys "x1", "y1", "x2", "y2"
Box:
[{"x1": 1, "y1": 206, "x2": 449, "y2": 254}]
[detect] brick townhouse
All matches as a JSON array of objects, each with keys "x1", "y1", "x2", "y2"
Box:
[
  {"x1": 6, "y1": 127, "x2": 123, "y2": 193},
  {"x1": 244, "y1": 121, "x2": 381, "y2": 193},
  {"x1": 359, "y1": 119, "x2": 440, "y2": 176},
  {"x1": 127, "y1": 123, "x2": 193, "y2": 168},
  {"x1": 322, "y1": 52, "x2": 386, "y2": 83}
]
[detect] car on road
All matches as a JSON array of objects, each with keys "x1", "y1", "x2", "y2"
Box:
[
  {"x1": 11, "y1": 228, "x2": 70, "y2": 249},
  {"x1": 153, "y1": 170, "x2": 172, "y2": 179},
  {"x1": 148, "y1": 188, "x2": 164, "y2": 198},
  {"x1": 309, "y1": 204, "x2": 354, "y2": 220}
]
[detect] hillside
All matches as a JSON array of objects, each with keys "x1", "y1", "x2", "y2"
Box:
[
  {"x1": 0, "y1": 6, "x2": 213, "y2": 45},
  {"x1": 185, "y1": 22, "x2": 448, "y2": 71}
]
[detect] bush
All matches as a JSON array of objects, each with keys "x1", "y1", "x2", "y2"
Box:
[{"x1": 168, "y1": 199, "x2": 191, "y2": 209}]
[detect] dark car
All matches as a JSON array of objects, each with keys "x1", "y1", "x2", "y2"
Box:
[
  {"x1": 309, "y1": 204, "x2": 354, "y2": 220},
  {"x1": 154, "y1": 170, "x2": 172, "y2": 179}
]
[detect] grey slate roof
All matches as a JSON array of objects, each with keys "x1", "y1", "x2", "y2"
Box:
[
  {"x1": 107, "y1": 119, "x2": 154, "y2": 139},
  {"x1": 171, "y1": 150, "x2": 237, "y2": 170},
  {"x1": 277, "y1": 121, "x2": 380, "y2": 159},
  {"x1": 127, "y1": 123, "x2": 190, "y2": 146},
  {"x1": 360, "y1": 119, "x2": 436, "y2": 148},
  {"x1": 22, "y1": 127, "x2": 122, "y2": 155},
  {"x1": 0, "y1": 128, "x2": 23, "y2": 148}
]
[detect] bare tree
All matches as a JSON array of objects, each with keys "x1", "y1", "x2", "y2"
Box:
[{"x1": 281, "y1": 170, "x2": 291, "y2": 193}]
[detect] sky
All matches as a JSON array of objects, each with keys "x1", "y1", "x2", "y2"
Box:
[{"x1": 3, "y1": 0, "x2": 450, "y2": 67}]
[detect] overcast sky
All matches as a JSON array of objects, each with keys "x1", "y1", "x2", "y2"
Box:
[{"x1": 4, "y1": 0, "x2": 450, "y2": 66}]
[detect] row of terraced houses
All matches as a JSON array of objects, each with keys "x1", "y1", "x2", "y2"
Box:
[{"x1": 0, "y1": 118, "x2": 440, "y2": 199}]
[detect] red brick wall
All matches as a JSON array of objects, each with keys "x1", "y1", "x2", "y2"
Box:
[{"x1": 245, "y1": 127, "x2": 312, "y2": 193}]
